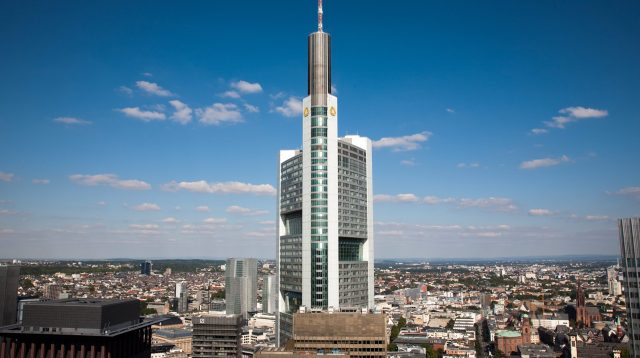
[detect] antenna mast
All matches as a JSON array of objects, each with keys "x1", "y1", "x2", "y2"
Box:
[{"x1": 318, "y1": 0, "x2": 323, "y2": 32}]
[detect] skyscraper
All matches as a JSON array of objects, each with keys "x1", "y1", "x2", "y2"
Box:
[
  {"x1": 619, "y1": 217, "x2": 640, "y2": 356},
  {"x1": 175, "y1": 281, "x2": 188, "y2": 313},
  {"x1": 192, "y1": 314, "x2": 242, "y2": 358},
  {"x1": 276, "y1": 0, "x2": 374, "y2": 345},
  {"x1": 225, "y1": 258, "x2": 258, "y2": 319},
  {"x1": 262, "y1": 274, "x2": 277, "y2": 314},
  {"x1": 0, "y1": 265, "x2": 19, "y2": 326},
  {"x1": 140, "y1": 260, "x2": 152, "y2": 275}
]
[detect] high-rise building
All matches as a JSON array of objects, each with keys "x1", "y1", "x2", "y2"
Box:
[
  {"x1": 43, "y1": 283, "x2": 63, "y2": 300},
  {"x1": 276, "y1": 0, "x2": 374, "y2": 345},
  {"x1": 192, "y1": 314, "x2": 242, "y2": 358},
  {"x1": 262, "y1": 275, "x2": 277, "y2": 314},
  {"x1": 225, "y1": 258, "x2": 257, "y2": 318},
  {"x1": 176, "y1": 281, "x2": 188, "y2": 313},
  {"x1": 0, "y1": 265, "x2": 19, "y2": 326},
  {"x1": 619, "y1": 217, "x2": 640, "y2": 356},
  {"x1": 0, "y1": 299, "x2": 158, "y2": 358},
  {"x1": 607, "y1": 265, "x2": 622, "y2": 296},
  {"x1": 289, "y1": 311, "x2": 386, "y2": 356},
  {"x1": 140, "y1": 260, "x2": 153, "y2": 275}
]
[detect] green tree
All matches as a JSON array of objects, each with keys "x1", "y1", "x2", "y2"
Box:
[
  {"x1": 445, "y1": 319, "x2": 455, "y2": 330},
  {"x1": 620, "y1": 347, "x2": 630, "y2": 358},
  {"x1": 421, "y1": 343, "x2": 437, "y2": 358},
  {"x1": 139, "y1": 301, "x2": 157, "y2": 316},
  {"x1": 20, "y1": 278, "x2": 34, "y2": 289}
]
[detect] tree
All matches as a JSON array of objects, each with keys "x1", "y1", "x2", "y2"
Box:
[
  {"x1": 446, "y1": 319, "x2": 455, "y2": 330},
  {"x1": 474, "y1": 339, "x2": 483, "y2": 357},
  {"x1": 139, "y1": 301, "x2": 157, "y2": 316},
  {"x1": 20, "y1": 278, "x2": 34, "y2": 289},
  {"x1": 620, "y1": 347, "x2": 630, "y2": 358},
  {"x1": 421, "y1": 343, "x2": 437, "y2": 358}
]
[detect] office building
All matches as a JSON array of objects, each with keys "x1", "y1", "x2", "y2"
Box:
[
  {"x1": 276, "y1": 0, "x2": 374, "y2": 345},
  {"x1": 289, "y1": 311, "x2": 386, "y2": 356},
  {"x1": 608, "y1": 265, "x2": 622, "y2": 296},
  {"x1": 0, "y1": 298, "x2": 158, "y2": 358},
  {"x1": 262, "y1": 275, "x2": 277, "y2": 314},
  {"x1": 175, "y1": 281, "x2": 188, "y2": 313},
  {"x1": 43, "y1": 283, "x2": 63, "y2": 300},
  {"x1": 153, "y1": 328, "x2": 192, "y2": 355},
  {"x1": 225, "y1": 258, "x2": 257, "y2": 318},
  {"x1": 0, "y1": 265, "x2": 19, "y2": 326},
  {"x1": 140, "y1": 260, "x2": 153, "y2": 275},
  {"x1": 619, "y1": 217, "x2": 640, "y2": 356},
  {"x1": 192, "y1": 314, "x2": 242, "y2": 358}
]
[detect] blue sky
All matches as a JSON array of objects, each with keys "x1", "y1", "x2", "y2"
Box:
[{"x1": 0, "y1": 0, "x2": 638, "y2": 259}]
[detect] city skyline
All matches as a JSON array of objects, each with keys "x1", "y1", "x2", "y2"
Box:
[{"x1": 1, "y1": 0, "x2": 639, "y2": 259}]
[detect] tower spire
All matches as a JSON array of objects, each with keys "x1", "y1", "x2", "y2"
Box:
[{"x1": 318, "y1": 0, "x2": 323, "y2": 32}]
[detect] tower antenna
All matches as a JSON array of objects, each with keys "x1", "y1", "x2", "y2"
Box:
[{"x1": 318, "y1": 0, "x2": 323, "y2": 32}]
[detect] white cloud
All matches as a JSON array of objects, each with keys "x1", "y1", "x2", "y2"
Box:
[
  {"x1": 32, "y1": 179, "x2": 50, "y2": 185},
  {"x1": 520, "y1": 155, "x2": 570, "y2": 170},
  {"x1": 446, "y1": 108, "x2": 455, "y2": 113},
  {"x1": 400, "y1": 159, "x2": 416, "y2": 166},
  {"x1": 231, "y1": 80, "x2": 263, "y2": 94},
  {"x1": 0, "y1": 172, "x2": 15, "y2": 182},
  {"x1": 162, "y1": 217, "x2": 179, "y2": 224},
  {"x1": 275, "y1": 97, "x2": 303, "y2": 117},
  {"x1": 136, "y1": 81, "x2": 173, "y2": 97},
  {"x1": 118, "y1": 86, "x2": 133, "y2": 96},
  {"x1": 221, "y1": 90, "x2": 241, "y2": 99},
  {"x1": 53, "y1": 117, "x2": 91, "y2": 125},
  {"x1": 331, "y1": 84, "x2": 338, "y2": 94},
  {"x1": 163, "y1": 180, "x2": 276, "y2": 196},
  {"x1": 528, "y1": 208, "x2": 554, "y2": 216},
  {"x1": 458, "y1": 197, "x2": 517, "y2": 211},
  {"x1": 613, "y1": 186, "x2": 640, "y2": 198},
  {"x1": 118, "y1": 107, "x2": 166, "y2": 121},
  {"x1": 543, "y1": 106, "x2": 608, "y2": 129},
  {"x1": 246, "y1": 228, "x2": 276, "y2": 237},
  {"x1": 196, "y1": 103, "x2": 243, "y2": 125},
  {"x1": 244, "y1": 103, "x2": 260, "y2": 113},
  {"x1": 560, "y1": 106, "x2": 608, "y2": 118},
  {"x1": 372, "y1": 131, "x2": 432, "y2": 151},
  {"x1": 69, "y1": 174, "x2": 151, "y2": 190},
  {"x1": 457, "y1": 162, "x2": 480, "y2": 169},
  {"x1": 226, "y1": 205, "x2": 269, "y2": 216},
  {"x1": 585, "y1": 215, "x2": 609, "y2": 221},
  {"x1": 195, "y1": 205, "x2": 210, "y2": 212},
  {"x1": 373, "y1": 194, "x2": 419, "y2": 203},
  {"x1": 133, "y1": 203, "x2": 161, "y2": 211},
  {"x1": 270, "y1": 92, "x2": 286, "y2": 100},
  {"x1": 203, "y1": 217, "x2": 228, "y2": 224},
  {"x1": 530, "y1": 128, "x2": 548, "y2": 135},
  {"x1": 375, "y1": 193, "x2": 513, "y2": 211},
  {"x1": 423, "y1": 196, "x2": 456, "y2": 205},
  {"x1": 142, "y1": 72, "x2": 153, "y2": 77},
  {"x1": 130, "y1": 223, "x2": 159, "y2": 230},
  {"x1": 169, "y1": 100, "x2": 192, "y2": 124}
]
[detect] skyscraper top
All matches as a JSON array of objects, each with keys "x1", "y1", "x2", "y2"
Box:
[{"x1": 318, "y1": 0, "x2": 323, "y2": 32}]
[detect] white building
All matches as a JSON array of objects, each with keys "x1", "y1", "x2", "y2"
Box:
[
  {"x1": 276, "y1": 1, "x2": 374, "y2": 345},
  {"x1": 530, "y1": 313, "x2": 570, "y2": 330},
  {"x1": 262, "y1": 274, "x2": 277, "y2": 314},
  {"x1": 225, "y1": 258, "x2": 257, "y2": 319}
]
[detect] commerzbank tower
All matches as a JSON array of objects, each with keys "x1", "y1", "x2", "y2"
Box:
[{"x1": 276, "y1": 0, "x2": 375, "y2": 345}]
